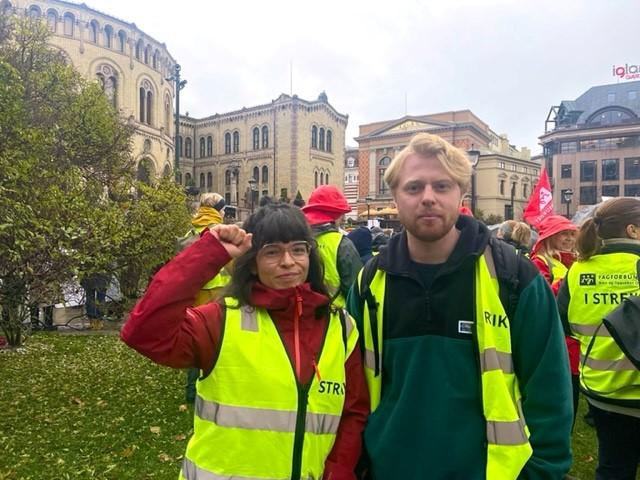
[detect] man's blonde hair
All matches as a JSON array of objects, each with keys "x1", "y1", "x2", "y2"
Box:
[
  {"x1": 199, "y1": 192, "x2": 224, "y2": 209},
  {"x1": 384, "y1": 133, "x2": 472, "y2": 193}
]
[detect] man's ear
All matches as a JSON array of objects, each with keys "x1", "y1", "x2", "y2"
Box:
[{"x1": 626, "y1": 223, "x2": 639, "y2": 239}]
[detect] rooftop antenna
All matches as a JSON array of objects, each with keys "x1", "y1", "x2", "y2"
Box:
[
  {"x1": 290, "y1": 61, "x2": 293, "y2": 96},
  {"x1": 405, "y1": 92, "x2": 408, "y2": 116}
]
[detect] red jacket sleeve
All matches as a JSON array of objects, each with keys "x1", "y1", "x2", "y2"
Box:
[
  {"x1": 323, "y1": 348, "x2": 370, "y2": 480},
  {"x1": 120, "y1": 231, "x2": 231, "y2": 373},
  {"x1": 531, "y1": 255, "x2": 552, "y2": 286}
]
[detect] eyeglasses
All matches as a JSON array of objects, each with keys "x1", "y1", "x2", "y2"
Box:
[{"x1": 258, "y1": 241, "x2": 311, "y2": 263}]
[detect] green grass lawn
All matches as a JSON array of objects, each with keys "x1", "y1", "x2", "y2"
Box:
[{"x1": 0, "y1": 333, "x2": 633, "y2": 479}]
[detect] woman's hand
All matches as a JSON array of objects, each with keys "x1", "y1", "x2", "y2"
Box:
[{"x1": 208, "y1": 224, "x2": 253, "y2": 259}]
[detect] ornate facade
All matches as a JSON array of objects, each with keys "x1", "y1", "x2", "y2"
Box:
[
  {"x1": 6, "y1": 0, "x2": 177, "y2": 179},
  {"x1": 177, "y1": 93, "x2": 347, "y2": 216}
]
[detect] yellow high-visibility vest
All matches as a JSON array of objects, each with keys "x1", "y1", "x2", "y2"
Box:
[
  {"x1": 180, "y1": 299, "x2": 359, "y2": 480},
  {"x1": 566, "y1": 253, "x2": 640, "y2": 403},
  {"x1": 315, "y1": 230, "x2": 345, "y2": 307},
  {"x1": 358, "y1": 246, "x2": 532, "y2": 479}
]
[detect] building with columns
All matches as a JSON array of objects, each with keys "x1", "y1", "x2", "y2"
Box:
[
  {"x1": 177, "y1": 93, "x2": 347, "y2": 218},
  {"x1": 352, "y1": 111, "x2": 540, "y2": 221},
  {"x1": 6, "y1": 0, "x2": 178, "y2": 180}
]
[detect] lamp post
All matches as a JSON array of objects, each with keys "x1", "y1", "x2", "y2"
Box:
[
  {"x1": 166, "y1": 64, "x2": 187, "y2": 183},
  {"x1": 365, "y1": 196, "x2": 373, "y2": 226},
  {"x1": 467, "y1": 150, "x2": 480, "y2": 215},
  {"x1": 562, "y1": 188, "x2": 574, "y2": 218},
  {"x1": 248, "y1": 178, "x2": 258, "y2": 214}
]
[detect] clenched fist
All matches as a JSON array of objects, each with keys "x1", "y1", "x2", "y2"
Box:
[{"x1": 208, "y1": 224, "x2": 253, "y2": 259}]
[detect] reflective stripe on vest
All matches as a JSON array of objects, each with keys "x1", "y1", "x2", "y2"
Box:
[
  {"x1": 181, "y1": 300, "x2": 359, "y2": 480},
  {"x1": 315, "y1": 231, "x2": 345, "y2": 307},
  {"x1": 567, "y1": 253, "x2": 640, "y2": 401},
  {"x1": 359, "y1": 247, "x2": 532, "y2": 479}
]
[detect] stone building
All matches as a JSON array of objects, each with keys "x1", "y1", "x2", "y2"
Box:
[
  {"x1": 540, "y1": 80, "x2": 640, "y2": 216},
  {"x1": 177, "y1": 93, "x2": 347, "y2": 217},
  {"x1": 6, "y1": 0, "x2": 177, "y2": 180},
  {"x1": 353, "y1": 111, "x2": 539, "y2": 220},
  {"x1": 343, "y1": 148, "x2": 359, "y2": 220}
]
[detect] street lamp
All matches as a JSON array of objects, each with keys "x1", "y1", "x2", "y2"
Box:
[
  {"x1": 365, "y1": 196, "x2": 373, "y2": 226},
  {"x1": 248, "y1": 178, "x2": 258, "y2": 214},
  {"x1": 166, "y1": 64, "x2": 187, "y2": 183},
  {"x1": 467, "y1": 150, "x2": 480, "y2": 215},
  {"x1": 562, "y1": 188, "x2": 574, "y2": 218}
]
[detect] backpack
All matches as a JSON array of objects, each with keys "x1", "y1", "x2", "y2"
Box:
[{"x1": 358, "y1": 237, "x2": 521, "y2": 376}]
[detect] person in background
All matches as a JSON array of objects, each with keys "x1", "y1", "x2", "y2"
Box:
[
  {"x1": 497, "y1": 220, "x2": 532, "y2": 256},
  {"x1": 557, "y1": 197, "x2": 640, "y2": 480},
  {"x1": 180, "y1": 192, "x2": 231, "y2": 403},
  {"x1": 302, "y1": 185, "x2": 362, "y2": 307},
  {"x1": 370, "y1": 226, "x2": 389, "y2": 253},
  {"x1": 529, "y1": 214, "x2": 581, "y2": 424},
  {"x1": 348, "y1": 132, "x2": 572, "y2": 479},
  {"x1": 347, "y1": 226, "x2": 374, "y2": 264},
  {"x1": 121, "y1": 203, "x2": 368, "y2": 480},
  {"x1": 81, "y1": 273, "x2": 109, "y2": 330}
]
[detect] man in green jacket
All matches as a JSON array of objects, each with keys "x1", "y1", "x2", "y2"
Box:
[{"x1": 347, "y1": 133, "x2": 572, "y2": 479}]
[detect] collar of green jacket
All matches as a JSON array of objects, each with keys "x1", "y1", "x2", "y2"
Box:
[
  {"x1": 311, "y1": 222, "x2": 338, "y2": 235},
  {"x1": 600, "y1": 238, "x2": 640, "y2": 257},
  {"x1": 377, "y1": 215, "x2": 492, "y2": 275}
]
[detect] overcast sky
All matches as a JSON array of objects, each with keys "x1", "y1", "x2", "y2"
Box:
[{"x1": 85, "y1": 0, "x2": 639, "y2": 154}]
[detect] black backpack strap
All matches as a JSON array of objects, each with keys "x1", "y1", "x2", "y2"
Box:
[
  {"x1": 488, "y1": 237, "x2": 521, "y2": 320},
  {"x1": 336, "y1": 307, "x2": 348, "y2": 353},
  {"x1": 359, "y1": 256, "x2": 381, "y2": 376}
]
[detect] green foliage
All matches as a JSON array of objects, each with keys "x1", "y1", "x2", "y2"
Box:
[
  {"x1": 0, "y1": 15, "x2": 190, "y2": 346},
  {"x1": 0, "y1": 334, "x2": 193, "y2": 479}
]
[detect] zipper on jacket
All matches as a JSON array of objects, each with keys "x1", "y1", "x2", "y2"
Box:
[
  {"x1": 294, "y1": 293, "x2": 303, "y2": 380},
  {"x1": 291, "y1": 383, "x2": 309, "y2": 480}
]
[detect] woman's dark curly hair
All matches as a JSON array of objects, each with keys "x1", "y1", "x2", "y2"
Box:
[{"x1": 223, "y1": 203, "x2": 329, "y2": 315}]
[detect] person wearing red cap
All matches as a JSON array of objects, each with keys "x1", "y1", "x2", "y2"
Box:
[
  {"x1": 530, "y1": 214, "x2": 581, "y2": 425},
  {"x1": 302, "y1": 186, "x2": 363, "y2": 307}
]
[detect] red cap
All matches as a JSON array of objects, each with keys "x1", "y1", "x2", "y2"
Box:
[
  {"x1": 459, "y1": 206, "x2": 474, "y2": 217},
  {"x1": 302, "y1": 185, "x2": 351, "y2": 225},
  {"x1": 531, "y1": 215, "x2": 577, "y2": 255}
]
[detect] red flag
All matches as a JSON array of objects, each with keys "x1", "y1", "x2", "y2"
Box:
[{"x1": 523, "y1": 167, "x2": 555, "y2": 227}]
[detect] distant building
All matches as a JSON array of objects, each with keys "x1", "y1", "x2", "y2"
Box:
[
  {"x1": 540, "y1": 80, "x2": 640, "y2": 215},
  {"x1": 353, "y1": 111, "x2": 538, "y2": 220},
  {"x1": 179, "y1": 93, "x2": 347, "y2": 217},
  {"x1": 8, "y1": 0, "x2": 178, "y2": 180}
]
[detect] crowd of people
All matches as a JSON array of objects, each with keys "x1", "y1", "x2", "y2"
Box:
[{"x1": 121, "y1": 132, "x2": 639, "y2": 480}]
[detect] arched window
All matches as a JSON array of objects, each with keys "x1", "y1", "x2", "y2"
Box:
[
  {"x1": 46, "y1": 9, "x2": 57, "y2": 32},
  {"x1": 185, "y1": 137, "x2": 192, "y2": 158},
  {"x1": 177, "y1": 136, "x2": 183, "y2": 157},
  {"x1": 207, "y1": 136, "x2": 213, "y2": 156},
  {"x1": 225, "y1": 169, "x2": 231, "y2": 186},
  {"x1": 253, "y1": 166, "x2": 260, "y2": 182},
  {"x1": 199, "y1": 137, "x2": 205, "y2": 158},
  {"x1": 262, "y1": 126, "x2": 269, "y2": 149},
  {"x1": 103, "y1": 25, "x2": 113, "y2": 48},
  {"x1": 233, "y1": 131, "x2": 240, "y2": 153},
  {"x1": 177, "y1": 171, "x2": 183, "y2": 185},
  {"x1": 144, "y1": 44, "x2": 152, "y2": 65},
  {"x1": 88, "y1": 20, "x2": 98, "y2": 44},
  {"x1": 319, "y1": 128, "x2": 325, "y2": 151},
  {"x1": 27, "y1": 5, "x2": 40, "y2": 18},
  {"x1": 135, "y1": 39, "x2": 143, "y2": 60},
  {"x1": 224, "y1": 133, "x2": 231, "y2": 154},
  {"x1": 96, "y1": 64, "x2": 117, "y2": 107},
  {"x1": 262, "y1": 166, "x2": 268, "y2": 184},
  {"x1": 253, "y1": 127, "x2": 260, "y2": 150},
  {"x1": 207, "y1": 172, "x2": 213, "y2": 191},
  {"x1": 326, "y1": 173, "x2": 329, "y2": 184},
  {"x1": 200, "y1": 173, "x2": 205, "y2": 189},
  {"x1": 185, "y1": 172, "x2": 192, "y2": 186},
  {"x1": 63, "y1": 12, "x2": 74, "y2": 37},
  {"x1": 315, "y1": 171, "x2": 318, "y2": 187},
  {"x1": 164, "y1": 94, "x2": 171, "y2": 133},
  {"x1": 163, "y1": 164, "x2": 171, "y2": 178},
  {"x1": 378, "y1": 156, "x2": 391, "y2": 194},
  {"x1": 136, "y1": 158, "x2": 155, "y2": 185},
  {"x1": 139, "y1": 79, "x2": 154, "y2": 125},
  {"x1": 117, "y1": 30, "x2": 126, "y2": 53},
  {"x1": 311, "y1": 126, "x2": 318, "y2": 149},
  {"x1": 326, "y1": 130, "x2": 332, "y2": 153},
  {"x1": 152, "y1": 50, "x2": 160, "y2": 70}
]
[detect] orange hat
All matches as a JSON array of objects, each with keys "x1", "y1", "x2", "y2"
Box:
[
  {"x1": 302, "y1": 185, "x2": 351, "y2": 225},
  {"x1": 531, "y1": 215, "x2": 577, "y2": 255}
]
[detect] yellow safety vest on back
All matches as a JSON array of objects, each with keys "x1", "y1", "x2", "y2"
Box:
[
  {"x1": 180, "y1": 299, "x2": 359, "y2": 480},
  {"x1": 566, "y1": 253, "x2": 640, "y2": 404},
  {"x1": 315, "y1": 230, "x2": 345, "y2": 307},
  {"x1": 358, "y1": 246, "x2": 532, "y2": 480}
]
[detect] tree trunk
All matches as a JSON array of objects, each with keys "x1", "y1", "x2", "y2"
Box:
[{"x1": 0, "y1": 301, "x2": 27, "y2": 347}]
